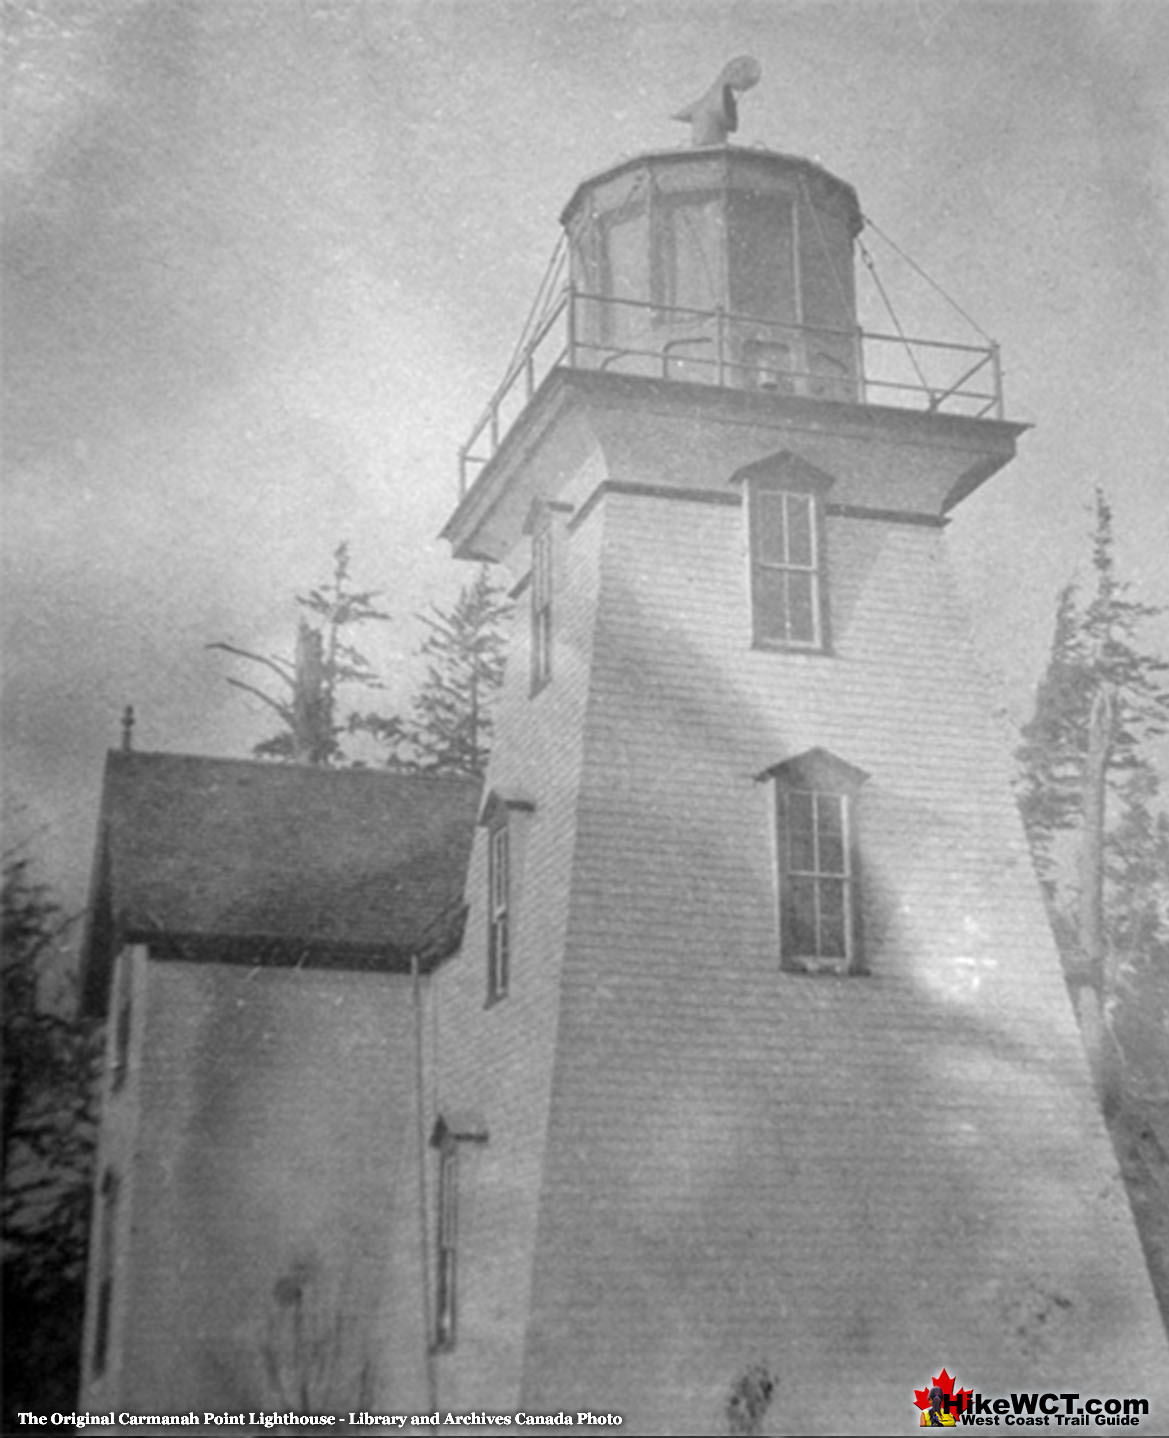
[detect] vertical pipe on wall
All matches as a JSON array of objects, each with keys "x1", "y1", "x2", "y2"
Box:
[{"x1": 411, "y1": 953, "x2": 438, "y2": 1412}]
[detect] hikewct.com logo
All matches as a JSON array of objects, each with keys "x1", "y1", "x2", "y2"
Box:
[
  {"x1": 913, "y1": 1367, "x2": 1150, "y2": 1427},
  {"x1": 915, "y1": 1370, "x2": 973, "y2": 1427}
]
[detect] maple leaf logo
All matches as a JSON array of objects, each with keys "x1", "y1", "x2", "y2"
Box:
[{"x1": 913, "y1": 1367, "x2": 974, "y2": 1417}]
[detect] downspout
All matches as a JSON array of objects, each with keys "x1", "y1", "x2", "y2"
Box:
[{"x1": 411, "y1": 953, "x2": 439, "y2": 1411}]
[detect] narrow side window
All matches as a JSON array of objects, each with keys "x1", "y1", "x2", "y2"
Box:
[
  {"x1": 531, "y1": 525, "x2": 553, "y2": 694},
  {"x1": 487, "y1": 824, "x2": 510, "y2": 1004}
]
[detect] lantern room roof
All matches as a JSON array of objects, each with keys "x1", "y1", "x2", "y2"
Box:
[{"x1": 559, "y1": 145, "x2": 862, "y2": 236}]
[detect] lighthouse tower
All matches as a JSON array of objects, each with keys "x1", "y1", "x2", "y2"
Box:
[{"x1": 429, "y1": 68, "x2": 1169, "y2": 1435}]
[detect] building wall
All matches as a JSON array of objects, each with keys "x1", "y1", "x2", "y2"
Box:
[
  {"x1": 81, "y1": 957, "x2": 429, "y2": 1422},
  {"x1": 512, "y1": 481, "x2": 1169, "y2": 1434},
  {"x1": 80, "y1": 944, "x2": 147, "y2": 1416},
  {"x1": 429, "y1": 461, "x2": 607, "y2": 1414}
]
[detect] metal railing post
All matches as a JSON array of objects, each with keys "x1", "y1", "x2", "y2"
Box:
[
  {"x1": 716, "y1": 307, "x2": 726, "y2": 387},
  {"x1": 853, "y1": 327, "x2": 865, "y2": 404},
  {"x1": 566, "y1": 283, "x2": 577, "y2": 368},
  {"x1": 991, "y1": 341, "x2": 1003, "y2": 419}
]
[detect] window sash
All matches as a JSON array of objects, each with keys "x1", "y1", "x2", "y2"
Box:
[
  {"x1": 779, "y1": 789, "x2": 855, "y2": 966},
  {"x1": 750, "y1": 488, "x2": 822, "y2": 649}
]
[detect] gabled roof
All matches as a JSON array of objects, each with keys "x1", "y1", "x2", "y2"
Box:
[
  {"x1": 728, "y1": 449, "x2": 837, "y2": 492},
  {"x1": 80, "y1": 750, "x2": 481, "y2": 1015},
  {"x1": 478, "y1": 788, "x2": 537, "y2": 827},
  {"x1": 431, "y1": 1111, "x2": 490, "y2": 1147},
  {"x1": 756, "y1": 746, "x2": 869, "y2": 790}
]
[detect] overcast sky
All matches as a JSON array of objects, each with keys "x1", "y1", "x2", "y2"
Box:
[{"x1": 3, "y1": 0, "x2": 1168, "y2": 913}]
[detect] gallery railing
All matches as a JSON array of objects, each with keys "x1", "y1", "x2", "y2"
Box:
[{"x1": 458, "y1": 288, "x2": 1003, "y2": 496}]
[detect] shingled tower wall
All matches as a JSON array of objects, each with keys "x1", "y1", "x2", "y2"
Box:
[{"x1": 433, "y1": 143, "x2": 1169, "y2": 1434}]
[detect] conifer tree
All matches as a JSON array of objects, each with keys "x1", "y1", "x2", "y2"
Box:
[
  {"x1": 1016, "y1": 490, "x2": 1169, "y2": 1322},
  {"x1": 1016, "y1": 491, "x2": 1169, "y2": 884},
  {"x1": 1016, "y1": 490, "x2": 1169, "y2": 972},
  {"x1": 2, "y1": 850, "x2": 100, "y2": 1427},
  {"x1": 211, "y1": 542, "x2": 391, "y2": 765},
  {"x1": 355, "y1": 565, "x2": 511, "y2": 778},
  {"x1": 1015, "y1": 584, "x2": 1089, "y2": 883}
]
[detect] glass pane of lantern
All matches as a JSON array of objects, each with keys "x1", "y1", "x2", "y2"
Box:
[
  {"x1": 801, "y1": 219, "x2": 854, "y2": 332},
  {"x1": 728, "y1": 192, "x2": 797, "y2": 325},
  {"x1": 661, "y1": 197, "x2": 722, "y2": 315},
  {"x1": 605, "y1": 211, "x2": 649, "y2": 300},
  {"x1": 603, "y1": 211, "x2": 649, "y2": 347}
]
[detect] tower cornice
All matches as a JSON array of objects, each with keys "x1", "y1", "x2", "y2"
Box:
[{"x1": 443, "y1": 366, "x2": 1028, "y2": 563}]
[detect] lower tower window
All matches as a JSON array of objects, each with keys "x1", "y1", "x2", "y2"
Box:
[
  {"x1": 760, "y1": 747, "x2": 868, "y2": 974},
  {"x1": 781, "y1": 788, "x2": 852, "y2": 965}
]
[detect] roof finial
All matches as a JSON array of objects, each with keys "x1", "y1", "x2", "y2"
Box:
[
  {"x1": 672, "y1": 56, "x2": 762, "y2": 148},
  {"x1": 121, "y1": 704, "x2": 135, "y2": 752}
]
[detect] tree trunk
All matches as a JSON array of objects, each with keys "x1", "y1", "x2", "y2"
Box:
[{"x1": 291, "y1": 622, "x2": 329, "y2": 764}]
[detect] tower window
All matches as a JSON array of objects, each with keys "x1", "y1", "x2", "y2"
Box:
[
  {"x1": 749, "y1": 485, "x2": 824, "y2": 649},
  {"x1": 762, "y1": 748, "x2": 867, "y2": 974},
  {"x1": 487, "y1": 823, "x2": 510, "y2": 1004},
  {"x1": 781, "y1": 789, "x2": 852, "y2": 965},
  {"x1": 531, "y1": 524, "x2": 553, "y2": 694},
  {"x1": 479, "y1": 790, "x2": 534, "y2": 1008}
]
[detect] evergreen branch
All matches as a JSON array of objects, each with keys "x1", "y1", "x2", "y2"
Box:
[
  {"x1": 223, "y1": 677, "x2": 295, "y2": 721},
  {"x1": 207, "y1": 643, "x2": 297, "y2": 687}
]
